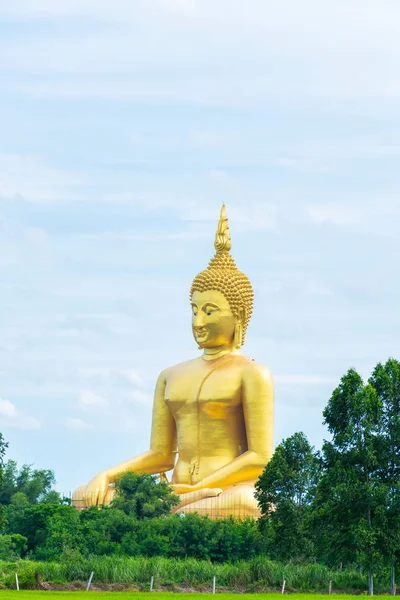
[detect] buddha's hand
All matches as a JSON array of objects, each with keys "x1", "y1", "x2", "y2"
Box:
[
  {"x1": 84, "y1": 471, "x2": 110, "y2": 507},
  {"x1": 72, "y1": 484, "x2": 87, "y2": 509},
  {"x1": 170, "y1": 484, "x2": 222, "y2": 509}
]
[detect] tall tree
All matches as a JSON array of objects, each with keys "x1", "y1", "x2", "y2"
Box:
[
  {"x1": 0, "y1": 460, "x2": 61, "y2": 505},
  {"x1": 111, "y1": 472, "x2": 179, "y2": 519},
  {"x1": 0, "y1": 433, "x2": 8, "y2": 525},
  {"x1": 0, "y1": 433, "x2": 8, "y2": 480},
  {"x1": 369, "y1": 358, "x2": 400, "y2": 594},
  {"x1": 255, "y1": 432, "x2": 320, "y2": 561},
  {"x1": 312, "y1": 369, "x2": 383, "y2": 594}
]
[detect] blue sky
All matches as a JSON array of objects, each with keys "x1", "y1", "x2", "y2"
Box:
[{"x1": 1, "y1": 0, "x2": 400, "y2": 496}]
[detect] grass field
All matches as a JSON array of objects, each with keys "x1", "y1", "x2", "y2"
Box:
[
  {"x1": 0, "y1": 557, "x2": 372, "y2": 593},
  {"x1": 0, "y1": 594, "x2": 364, "y2": 600}
]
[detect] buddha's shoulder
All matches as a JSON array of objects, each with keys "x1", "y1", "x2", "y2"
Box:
[
  {"x1": 157, "y1": 355, "x2": 273, "y2": 383},
  {"x1": 233, "y1": 354, "x2": 273, "y2": 383},
  {"x1": 157, "y1": 357, "x2": 203, "y2": 379}
]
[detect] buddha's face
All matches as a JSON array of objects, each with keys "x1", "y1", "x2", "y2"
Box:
[{"x1": 191, "y1": 290, "x2": 237, "y2": 349}]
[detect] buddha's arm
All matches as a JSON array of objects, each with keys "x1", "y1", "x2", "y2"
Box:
[
  {"x1": 84, "y1": 370, "x2": 176, "y2": 506},
  {"x1": 173, "y1": 363, "x2": 274, "y2": 493},
  {"x1": 108, "y1": 371, "x2": 176, "y2": 479}
]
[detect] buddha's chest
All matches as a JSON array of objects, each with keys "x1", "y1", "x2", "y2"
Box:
[{"x1": 164, "y1": 366, "x2": 242, "y2": 418}]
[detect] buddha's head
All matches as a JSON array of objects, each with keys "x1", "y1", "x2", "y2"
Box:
[{"x1": 190, "y1": 205, "x2": 254, "y2": 350}]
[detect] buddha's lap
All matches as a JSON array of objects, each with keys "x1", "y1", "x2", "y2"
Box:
[
  {"x1": 174, "y1": 484, "x2": 260, "y2": 517},
  {"x1": 73, "y1": 481, "x2": 259, "y2": 517}
]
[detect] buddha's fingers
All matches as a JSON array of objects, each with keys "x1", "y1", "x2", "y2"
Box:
[
  {"x1": 84, "y1": 471, "x2": 110, "y2": 506},
  {"x1": 174, "y1": 487, "x2": 222, "y2": 509},
  {"x1": 72, "y1": 485, "x2": 87, "y2": 509}
]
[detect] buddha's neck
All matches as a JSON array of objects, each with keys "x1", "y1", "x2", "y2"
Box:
[{"x1": 202, "y1": 345, "x2": 240, "y2": 361}]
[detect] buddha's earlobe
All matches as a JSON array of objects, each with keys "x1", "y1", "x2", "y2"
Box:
[
  {"x1": 234, "y1": 321, "x2": 243, "y2": 349},
  {"x1": 234, "y1": 307, "x2": 245, "y2": 349}
]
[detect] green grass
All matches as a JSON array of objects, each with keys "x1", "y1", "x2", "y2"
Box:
[
  {"x1": 0, "y1": 557, "x2": 383, "y2": 593},
  {"x1": 0, "y1": 594, "x2": 368, "y2": 600}
]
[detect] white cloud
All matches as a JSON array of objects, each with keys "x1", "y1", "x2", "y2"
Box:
[
  {"x1": 0, "y1": 398, "x2": 17, "y2": 418},
  {"x1": 0, "y1": 398, "x2": 41, "y2": 430},
  {"x1": 190, "y1": 130, "x2": 238, "y2": 148},
  {"x1": 2, "y1": 1, "x2": 400, "y2": 105},
  {"x1": 274, "y1": 374, "x2": 337, "y2": 386},
  {"x1": 131, "y1": 390, "x2": 153, "y2": 405},
  {"x1": 0, "y1": 154, "x2": 84, "y2": 203},
  {"x1": 79, "y1": 390, "x2": 109, "y2": 408},
  {"x1": 307, "y1": 200, "x2": 400, "y2": 232},
  {"x1": 307, "y1": 203, "x2": 357, "y2": 226},
  {"x1": 157, "y1": 0, "x2": 197, "y2": 15},
  {"x1": 78, "y1": 368, "x2": 143, "y2": 386},
  {"x1": 78, "y1": 368, "x2": 113, "y2": 379},
  {"x1": 0, "y1": 211, "x2": 50, "y2": 268},
  {"x1": 64, "y1": 417, "x2": 93, "y2": 432},
  {"x1": 122, "y1": 370, "x2": 143, "y2": 385}
]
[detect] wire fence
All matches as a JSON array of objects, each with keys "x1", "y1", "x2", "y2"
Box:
[{"x1": 71, "y1": 489, "x2": 261, "y2": 520}]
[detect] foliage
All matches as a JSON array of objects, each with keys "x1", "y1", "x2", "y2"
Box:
[
  {"x1": 111, "y1": 472, "x2": 180, "y2": 518},
  {"x1": 0, "y1": 533, "x2": 27, "y2": 560},
  {"x1": 369, "y1": 358, "x2": 400, "y2": 590},
  {"x1": 0, "y1": 460, "x2": 62, "y2": 506},
  {"x1": 0, "y1": 433, "x2": 8, "y2": 526},
  {"x1": 0, "y1": 433, "x2": 7, "y2": 473},
  {"x1": 255, "y1": 432, "x2": 320, "y2": 562},
  {"x1": 3, "y1": 503, "x2": 265, "y2": 563},
  {"x1": 310, "y1": 368, "x2": 383, "y2": 592},
  {"x1": 3, "y1": 503, "x2": 81, "y2": 557}
]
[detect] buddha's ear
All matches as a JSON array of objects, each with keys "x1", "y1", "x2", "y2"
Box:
[
  {"x1": 238, "y1": 306, "x2": 245, "y2": 325},
  {"x1": 234, "y1": 307, "x2": 245, "y2": 349}
]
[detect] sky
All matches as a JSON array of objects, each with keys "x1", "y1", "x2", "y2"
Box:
[{"x1": 1, "y1": 0, "x2": 400, "y2": 496}]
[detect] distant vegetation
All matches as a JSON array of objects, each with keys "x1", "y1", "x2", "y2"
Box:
[{"x1": 1, "y1": 358, "x2": 400, "y2": 593}]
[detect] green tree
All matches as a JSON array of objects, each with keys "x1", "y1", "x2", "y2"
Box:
[
  {"x1": 0, "y1": 533, "x2": 27, "y2": 560},
  {"x1": 166, "y1": 513, "x2": 216, "y2": 560},
  {"x1": 0, "y1": 433, "x2": 8, "y2": 526},
  {"x1": 111, "y1": 472, "x2": 179, "y2": 519},
  {"x1": 0, "y1": 433, "x2": 7, "y2": 475},
  {"x1": 312, "y1": 369, "x2": 383, "y2": 594},
  {"x1": 5, "y1": 503, "x2": 80, "y2": 557},
  {"x1": 0, "y1": 460, "x2": 62, "y2": 505},
  {"x1": 369, "y1": 358, "x2": 400, "y2": 594},
  {"x1": 255, "y1": 432, "x2": 320, "y2": 562},
  {"x1": 80, "y1": 506, "x2": 137, "y2": 556}
]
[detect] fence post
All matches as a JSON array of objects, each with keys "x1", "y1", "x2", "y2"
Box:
[
  {"x1": 329, "y1": 580, "x2": 332, "y2": 595},
  {"x1": 391, "y1": 561, "x2": 396, "y2": 596},
  {"x1": 368, "y1": 572, "x2": 373, "y2": 596},
  {"x1": 15, "y1": 573, "x2": 19, "y2": 591},
  {"x1": 212, "y1": 575, "x2": 216, "y2": 594},
  {"x1": 150, "y1": 576, "x2": 154, "y2": 591},
  {"x1": 281, "y1": 580, "x2": 286, "y2": 594},
  {"x1": 86, "y1": 571, "x2": 94, "y2": 591}
]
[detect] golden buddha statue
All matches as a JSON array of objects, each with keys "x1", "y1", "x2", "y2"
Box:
[{"x1": 73, "y1": 205, "x2": 274, "y2": 518}]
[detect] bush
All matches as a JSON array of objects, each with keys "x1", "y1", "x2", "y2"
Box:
[{"x1": 0, "y1": 534, "x2": 27, "y2": 560}]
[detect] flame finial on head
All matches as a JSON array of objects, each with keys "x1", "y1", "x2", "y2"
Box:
[{"x1": 214, "y1": 204, "x2": 232, "y2": 253}]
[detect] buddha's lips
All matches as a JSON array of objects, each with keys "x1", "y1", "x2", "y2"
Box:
[{"x1": 195, "y1": 330, "x2": 207, "y2": 338}]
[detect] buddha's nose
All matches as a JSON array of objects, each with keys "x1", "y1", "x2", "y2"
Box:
[{"x1": 193, "y1": 314, "x2": 205, "y2": 329}]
